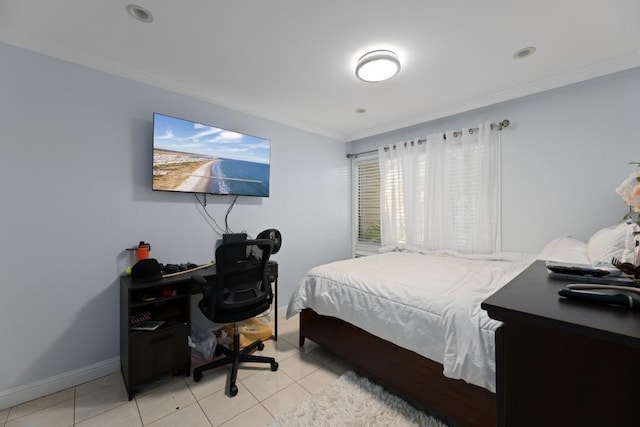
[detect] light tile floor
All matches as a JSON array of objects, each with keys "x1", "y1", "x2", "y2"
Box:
[{"x1": 0, "y1": 314, "x2": 353, "y2": 427}]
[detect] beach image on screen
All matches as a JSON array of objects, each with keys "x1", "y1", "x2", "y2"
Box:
[{"x1": 153, "y1": 114, "x2": 270, "y2": 197}]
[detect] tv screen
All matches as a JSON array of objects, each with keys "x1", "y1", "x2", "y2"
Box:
[{"x1": 152, "y1": 113, "x2": 270, "y2": 197}]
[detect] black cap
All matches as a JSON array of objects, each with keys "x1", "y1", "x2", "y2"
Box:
[{"x1": 131, "y1": 258, "x2": 163, "y2": 283}]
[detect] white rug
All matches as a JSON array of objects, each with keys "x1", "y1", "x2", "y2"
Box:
[{"x1": 270, "y1": 371, "x2": 450, "y2": 427}]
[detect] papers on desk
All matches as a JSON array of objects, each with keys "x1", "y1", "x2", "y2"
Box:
[{"x1": 131, "y1": 320, "x2": 165, "y2": 331}]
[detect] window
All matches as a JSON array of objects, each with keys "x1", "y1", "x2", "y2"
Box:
[
  {"x1": 352, "y1": 156, "x2": 381, "y2": 256},
  {"x1": 378, "y1": 125, "x2": 500, "y2": 253}
]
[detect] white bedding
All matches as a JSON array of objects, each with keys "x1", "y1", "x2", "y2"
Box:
[{"x1": 286, "y1": 250, "x2": 536, "y2": 392}]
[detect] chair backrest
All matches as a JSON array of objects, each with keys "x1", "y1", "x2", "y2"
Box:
[{"x1": 201, "y1": 239, "x2": 273, "y2": 322}]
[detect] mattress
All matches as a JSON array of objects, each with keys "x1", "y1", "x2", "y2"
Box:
[{"x1": 287, "y1": 249, "x2": 535, "y2": 392}]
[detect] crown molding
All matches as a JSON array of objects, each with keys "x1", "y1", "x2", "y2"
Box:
[{"x1": 345, "y1": 53, "x2": 640, "y2": 142}]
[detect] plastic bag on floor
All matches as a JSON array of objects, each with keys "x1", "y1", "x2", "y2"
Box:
[
  {"x1": 190, "y1": 311, "x2": 225, "y2": 361},
  {"x1": 190, "y1": 327, "x2": 217, "y2": 360}
]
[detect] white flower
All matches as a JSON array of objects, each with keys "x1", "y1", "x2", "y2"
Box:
[{"x1": 616, "y1": 171, "x2": 640, "y2": 212}]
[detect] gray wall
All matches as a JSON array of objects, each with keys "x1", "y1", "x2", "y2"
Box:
[
  {"x1": 350, "y1": 68, "x2": 640, "y2": 252},
  {"x1": 0, "y1": 42, "x2": 350, "y2": 401}
]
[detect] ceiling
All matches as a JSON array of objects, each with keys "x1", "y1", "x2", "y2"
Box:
[{"x1": 1, "y1": 1, "x2": 639, "y2": 142}]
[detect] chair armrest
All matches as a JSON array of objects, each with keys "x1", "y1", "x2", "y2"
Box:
[{"x1": 191, "y1": 274, "x2": 213, "y2": 297}]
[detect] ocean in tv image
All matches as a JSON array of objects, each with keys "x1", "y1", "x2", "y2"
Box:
[
  {"x1": 209, "y1": 158, "x2": 270, "y2": 196},
  {"x1": 152, "y1": 113, "x2": 271, "y2": 197}
]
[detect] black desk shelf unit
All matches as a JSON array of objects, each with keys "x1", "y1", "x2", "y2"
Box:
[{"x1": 120, "y1": 269, "x2": 212, "y2": 400}]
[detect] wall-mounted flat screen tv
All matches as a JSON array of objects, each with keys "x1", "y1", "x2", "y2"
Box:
[{"x1": 152, "y1": 113, "x2": 270, "y2": 197}]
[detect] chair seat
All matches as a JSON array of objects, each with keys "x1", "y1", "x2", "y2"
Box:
[{"x1": 212, "y1": 298, "x2": 271, "y2": 324}]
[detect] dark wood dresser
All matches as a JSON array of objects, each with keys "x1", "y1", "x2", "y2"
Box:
[{"x1": 482, "y1": 260, "x2": 640, "y2": 427}]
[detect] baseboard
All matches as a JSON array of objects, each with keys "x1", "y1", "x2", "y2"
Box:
[
  {"x1": 0, "y1": 357, "x2": 120, "y2": 411},
  {"x1": 278, "y1": 304, "x2": 289, "y2": 320}
]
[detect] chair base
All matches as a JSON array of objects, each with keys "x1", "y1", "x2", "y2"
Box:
[{"x1": 192, "y1": 323, "x2": 278, "y2": 396}]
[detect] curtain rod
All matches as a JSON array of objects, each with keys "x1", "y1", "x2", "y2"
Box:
[{"x1": 346, "y1": 119, "x2": 510, "y2": 159}]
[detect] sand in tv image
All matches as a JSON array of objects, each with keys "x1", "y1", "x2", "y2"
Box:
[{"x1": 153, "y1": 114, "x2": 270, "y2": 197}]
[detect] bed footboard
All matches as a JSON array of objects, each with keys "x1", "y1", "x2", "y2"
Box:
[{"x1": 299, "y1": 308, "x2": 496, "y2": 427}]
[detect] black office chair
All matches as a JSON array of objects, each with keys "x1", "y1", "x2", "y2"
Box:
[{"x1": 191, "y1": 239, "x2": 278, "y2": 396}]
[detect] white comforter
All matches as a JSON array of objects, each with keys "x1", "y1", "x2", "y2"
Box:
[{"x1": 286, "y1": 250, "x2": 535, "y2": 392}]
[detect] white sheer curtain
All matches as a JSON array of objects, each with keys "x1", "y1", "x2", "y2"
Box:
[{"x1": 379, "y1": 122, "x2": 501, "y2": 254}]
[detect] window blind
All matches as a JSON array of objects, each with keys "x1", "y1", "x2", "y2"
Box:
[{"x1": 355, "y1": 159, "x2": 381, "y2": 254}]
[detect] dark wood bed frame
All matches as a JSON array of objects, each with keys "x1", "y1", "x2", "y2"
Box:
[{"x1": 299, "y1": 308, "x2": 496, "y2": 427}]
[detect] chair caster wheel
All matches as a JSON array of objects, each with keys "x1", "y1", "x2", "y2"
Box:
[
  {"x1": 193, "y1": 371, "x2": 203, "y2": 382},
  {"x1": 271, "y1": 361, "x2": 279, "y2": 371},
  {"x1": 230, "y1": 385, "x2": 238, "y2": 396},
  {"x1": 257, "y1": 342, "x2": 265, "y2": 351}
]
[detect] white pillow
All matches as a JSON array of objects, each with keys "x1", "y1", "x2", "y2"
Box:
[
  {"x1": 537, "y1": 236, "x2": 590, "y2": 264},
  {"x1": 586, "y1": 222, "x2": 637, "y2": 265}
]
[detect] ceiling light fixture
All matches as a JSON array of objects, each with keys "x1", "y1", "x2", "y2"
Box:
[
  {"x1": 355, "y1": 50, "x2": 401, "y2": 83},
  {"x1": 513, "y1": 46, "x2": 536, "y2": 59},
  {"x1": 126, "y1": 5, "x2": 154, "y2": 23}
]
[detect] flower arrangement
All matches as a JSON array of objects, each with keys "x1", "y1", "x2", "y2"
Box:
[{"x1": 616, "y1": 162, "x2": 640, "y2": 226}]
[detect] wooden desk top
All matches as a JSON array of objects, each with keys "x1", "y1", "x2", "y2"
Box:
[
  {"x1": 482, "y1": 260, "x2": 640, "y2": 349},
  {"x1": 121, "y1": 265, "x2": 217, "y2": 290},
  {"x1": 121, "y1": 261, "x2": 277, "y2": 290}
]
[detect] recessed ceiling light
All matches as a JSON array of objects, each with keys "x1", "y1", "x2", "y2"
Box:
[
  {"x1": 126, "y1": 5, "x2": 154, "y2": 23},
  {"x1": 355, "y1": 108, "x2": 367, "y2": 114},
  {"x1": 355, "y1": 50, "x2": 401, "y2": 83},
  {"x1": 513, "y1": 46, "x2": 536, "y2": 59}
]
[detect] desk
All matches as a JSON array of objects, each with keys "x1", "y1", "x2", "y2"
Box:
[
  {"x1": 120, "y1": 262, "x2": 278, "y2": 400},
  {"x1": 482, "y1": 261, "x2": 640, "y2": 427}
]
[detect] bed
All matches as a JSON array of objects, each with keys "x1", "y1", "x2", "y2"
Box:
[
  {"x1": 287, "y1": 249, "x2": 535, "y2": 426},
  {"x1": 286, "y1": 223, "x2": 638, "y2": 427}
]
